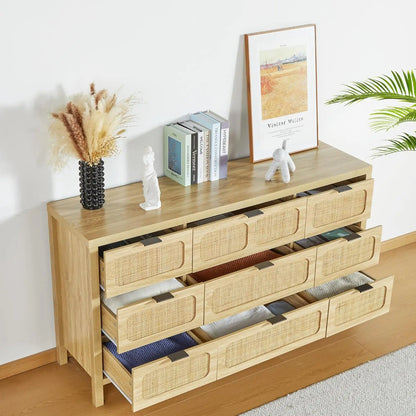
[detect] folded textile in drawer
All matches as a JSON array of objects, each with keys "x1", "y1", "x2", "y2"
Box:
[
  {"x1": 306, "y1": 272, "x2": 374, "y2": 300},
  {"x1": 101, "y1": 278, "x2": 185, "y2": 314},
  {"x1": 200, "y1": 306, "x2": 275, "y2": 339},
  {"x1": 104, "y1": 333, "x2": 198, "y2": 372}
]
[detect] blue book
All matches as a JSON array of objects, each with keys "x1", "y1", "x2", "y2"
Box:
[{"x1": 190, "y1": 112, "x2": 220, "y2": 181}]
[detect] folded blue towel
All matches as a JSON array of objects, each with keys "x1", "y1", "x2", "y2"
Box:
[{"x1": 105, "y1": 332, "x2": 198, "y2": 372}]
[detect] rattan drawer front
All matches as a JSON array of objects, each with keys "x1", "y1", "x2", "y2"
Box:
[
  {"x1": 305, "y1": 179, "x2": 374, "y2": 236},
  {"x1": 204, "y1": 248, "x2": 317, "y2": 324},
  {"x1": 326, "y1": 275, "x2": 394, "y2": 337},
  {"x1": 100, "y1": 229, "x2": 193, "y2": 298},
  {"x1": 193, "y1": 198, "x2": 307, "y2": 271},
  {"x1": 216, "y1": 300, "x2": 328, "y2": 379},
  {"x1": 101, "y1": 284, "x2": 204, "y2": 353},
  {"x1": 315, "y1": 226, "x2": 382, "y2": 286},
  {"x1": 103, "y1": 342, "x2": 217, "y2": 412}
]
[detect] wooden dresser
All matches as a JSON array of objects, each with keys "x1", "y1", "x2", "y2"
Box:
[{"x1": 47, "y1": 142, "x2": 393, "y2": 412}]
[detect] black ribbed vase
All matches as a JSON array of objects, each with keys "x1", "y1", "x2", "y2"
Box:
[{"x1": 79, "y1": 159, "x2": 105, "y2": 210}]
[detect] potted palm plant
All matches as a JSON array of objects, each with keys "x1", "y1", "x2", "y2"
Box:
[{"x1": 327, "y1": 70, "x2": 416, "y2": 156}]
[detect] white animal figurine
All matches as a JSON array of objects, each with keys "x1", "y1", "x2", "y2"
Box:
[
  {"x1": 265, "y1": 139, "x2": 296, "y2": 183},
  {"x1": 140, "y1": 146, "x2": 161, "y2": 211}
]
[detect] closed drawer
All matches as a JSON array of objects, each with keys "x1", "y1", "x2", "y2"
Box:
[
  {"x1": 101, "y1": 283, "x2": 204, "y2": 353},
  {"x1": 103, "y1": 336, "x2": 217, "y2": 412},
  {"x1": 326, "y1": 274, "x2": 394, "y2": 336},
  {"x1": 213, "y1": 299, "x2": 328, "y2": 379},
  {"x1": 100, "y1": 229, "x2": 193, "y2": 298},
  {"x1": 315, "y1": 226, "x2": 382, "y2": 286},
  {"x1": 192, "y1": 198, "x2": 307, "y2": 271},
  {"x1": 202, "y1": 248, "x2": 317, "y2": 324},
  {"x1": 305, "y1": 179, "x2": 374, "y2": 236}
]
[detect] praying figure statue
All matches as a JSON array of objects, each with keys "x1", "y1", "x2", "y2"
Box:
[{"x1": 140, "y1": 146, "x2": 161, "y2": 211}]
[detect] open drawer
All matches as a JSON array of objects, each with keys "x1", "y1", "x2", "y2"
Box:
[
  {"x1": 99, "y1": 229, "x2": 193, "y2": 298},
  {"x1": 192, "y1": 198, "x2": 307, "y2": 271},
  {"x1": 190, "y1": 247, "x2": 317, "y2": 324},
  {"x1": 301, "y1": 271, "x2": 394, "y2": 337},
  {"x1": 304, "y1": 179, "x2": 374, "y2": 236},
  {"x1": 103, "y1": 332, "x2": 217, "y2": 412},
  {"x1": 195, "y1": 296, "x2": 328, "y2": 380},
  {"x1": 101, "y1": 278, "x2": 204, "y2": 353}
]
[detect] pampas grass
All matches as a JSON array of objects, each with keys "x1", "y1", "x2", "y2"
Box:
[{"x1": 49, "y1": 83, "x2": 135, "y2": 168}]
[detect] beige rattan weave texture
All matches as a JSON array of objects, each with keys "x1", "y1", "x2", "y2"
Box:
[
  {"x1": 212, "y1": 260, "x2": 310, "y2": 313},
  {"x1": 113, "y1": 242, "x2": 185, "y2": 286},
  {"x1": 126, "y1": 297, "x2": 196, "y2": 340},
  {"x1": 141, "y1": 354, "x2": 210, "y2": 399},
  {"x1": 255, "y1": 208, "x2": 300, "y2": 244},
  {"x1": 199, "y1": 224, "x2": 248, "y2": 261},
  {"x1": 225, "y1": 311, "x2": 321, "y2": 368},
  {"x1": 334, "y1": 286, "x2": 386, "y2": 326},
  {"x1": 321, "y1": 236, "x2": 375, "y2": 276},
  {"x1": 312, "y1": 190, "x2": 366, "y2": 227}
]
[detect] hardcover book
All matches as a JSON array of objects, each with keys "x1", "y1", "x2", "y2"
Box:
[
  {"x1": 178, "y1": 121, "x2": 204, "y2": 184},
  {"x1": 204, "y1": 110, "x2": 229, "y2": 179},
  {"x1": 190, "y1": 112, "x2": 220, "y2": 181},
  {"x1": 163, "y1": 124, "x2": 192, "y2": 186}
]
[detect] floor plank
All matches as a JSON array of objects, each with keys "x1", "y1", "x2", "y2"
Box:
[{"x1": 1, "y1": 243, "x2": 415, "y2": 416}]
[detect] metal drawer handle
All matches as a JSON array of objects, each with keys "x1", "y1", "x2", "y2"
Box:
[
  {"x1": 244, "y1": 209, "x2": 264, "y2": 218},
  {"x1": 343, "y1": 233, "x2": 361, "y2": 242},
  {"x1": 334, "y1": 185, "x2": 352, "y2": 193},
  {"x1": 267, "y1": 315, "x2": 287, "y2": 325},
  {"x1": 168, "y1": 350, "x2": 189, "y2": 362},
  {"x1": 355, "y1": 283, "x2": 373, "y2": 293},
  {"x1": 255, "y1": 261, "x2": 274, "y2": 270},
  {"x1": 152, "y1": 292, "x2": 174, "y2": 303},
  {"x1": 141, "y1": 236, "x2": 162, "y2": 246}
]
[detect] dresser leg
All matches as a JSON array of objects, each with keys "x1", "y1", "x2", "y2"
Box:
[
  {"x1": 91, "y1": 374, "x2": 104, "y2": 407},
  {"x1": 56, "y1": 346, "x2": 68, "y2": 365}
]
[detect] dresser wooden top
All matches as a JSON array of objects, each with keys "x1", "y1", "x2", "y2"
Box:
[{"x1": 47, "y1": 142, "x2": 371, "y2": 248}]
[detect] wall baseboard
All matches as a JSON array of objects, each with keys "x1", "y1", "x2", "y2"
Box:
[
  {"x1": 1, "y1": 232, "x2": 415, "y2": 381},
  {"x1": 381, "y1": 231, "x2": 416, "y2": 253},
  {"x1": 0, "y1": 348, "x2": 56, "y2": 381}
]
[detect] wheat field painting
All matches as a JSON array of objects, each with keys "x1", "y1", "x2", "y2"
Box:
[{"x1": 260, "y1": 45, "x2": 308, "y2": 120}]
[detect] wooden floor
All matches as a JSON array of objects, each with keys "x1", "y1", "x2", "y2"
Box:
[{"x1": 1, "y1": 243, "x2": 415, "y2": 416}]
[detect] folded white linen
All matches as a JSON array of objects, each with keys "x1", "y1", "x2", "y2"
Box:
[
  {"x1": 101, "y1": 278, "x2": 185, "y2": 314},
  {"x1": 306, "y1": 272, "x2": 374, "y2": 300},
  {"x1": 201, "y1": 305, "x2": 275, "y2": 339}
]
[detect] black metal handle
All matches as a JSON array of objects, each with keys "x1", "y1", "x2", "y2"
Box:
[
  {"x1": 267, "y1": 315, "x2": 287, "y2": 325},
  {"x1": 244, "y1": 209, "x2": 264, "y2": 218},
  {"x1": 152, "y1": 292, "x2": 174, "y2": 303},
  {"x1": 255, "y1": 261, "x2": 274, "y2": 270},
  {"x1": 356, "y1": 283, "x2": 373, "y2": 293},
  {"x1": 168, "y1": 350, "x2": 189, "y2": 362},
  {"x1": 343, "y1": 233, "x2": 361, "y2": 242},
  {"x1": 334, "y1": 185, "x2": 352, "y2": 193},
  {"x1": 141, "y1": 236, "x2": 162, "y2": 246}
]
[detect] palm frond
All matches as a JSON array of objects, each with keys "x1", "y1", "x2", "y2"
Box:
[
  {"x1": 369, "y1": 105, "x2": 416, "y2": 131},
  {"x1": 372, "y1": 133, "x2": 416, "y2": 157},
  {"x1": 326, "y1": 70, "x2": 416, "y2": 105}
]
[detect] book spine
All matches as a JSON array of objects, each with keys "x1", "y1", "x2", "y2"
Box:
[
  {"x1": 219, "y1": 123, "x2": 229, "y2": 179},
  {"x1": 197, "y1": 130, "x2": 204, "y2": 183},
  {"x1": 191, "y1": 131, "x2": 198, "y2": 184},
  {"x1": 210, "y1": 123, "x2": 220, "y2": 181},
  {"x1": 184, "y1": 137, "x2": 191, "y2": 186},
  {"x1": 203, "y1": 129, "x2": 210, "y2": 181}
]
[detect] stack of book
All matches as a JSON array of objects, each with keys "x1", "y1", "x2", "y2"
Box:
[{"x1": 163, "y1": 110, "x2": 229, "y2": 186}]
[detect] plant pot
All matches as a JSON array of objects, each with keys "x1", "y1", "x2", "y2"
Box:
[{"x1": 79, "y1": 159, "x2": 105, "y2": 210}]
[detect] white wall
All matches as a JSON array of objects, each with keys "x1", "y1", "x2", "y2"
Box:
[{"x1": 1, "y1": 0, "x2": 415, "y2": 364}]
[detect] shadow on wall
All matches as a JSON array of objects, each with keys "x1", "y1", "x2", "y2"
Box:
[{"x1": 0, "y1": 86, "x2": 68, "y2": 363}]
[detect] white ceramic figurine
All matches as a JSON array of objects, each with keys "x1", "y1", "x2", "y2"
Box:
[
  {"x1": 140, "y1": 146, "x2": 161, "y2": 211},
  {"x1": 265, "y1": 139, "x2": 296, "y2": 183}
]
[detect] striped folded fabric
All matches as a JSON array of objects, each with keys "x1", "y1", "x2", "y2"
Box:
[{"x1": 105, "y1": 332, "x2": 198, "y2": 372}]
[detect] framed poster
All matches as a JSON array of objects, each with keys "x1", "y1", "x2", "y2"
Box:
[{"x1": 245, "y1": 24, "x2": 318, "y2": 163}]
